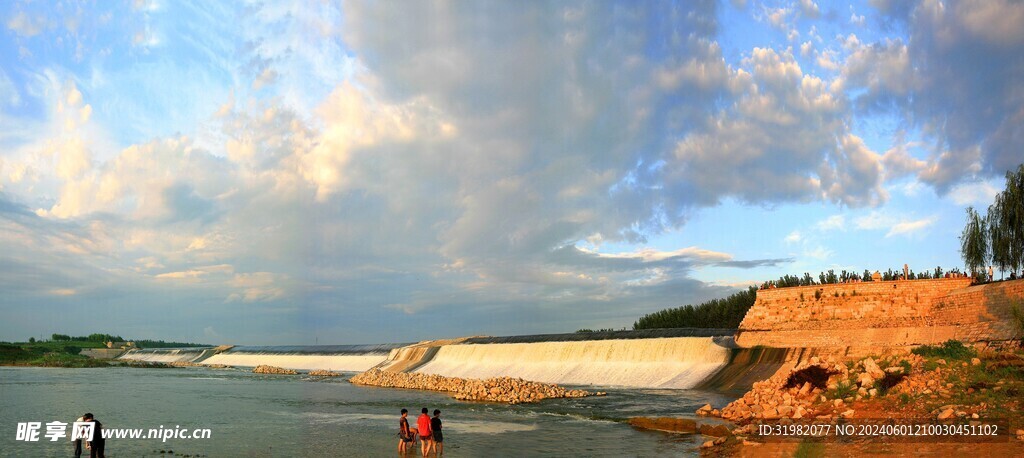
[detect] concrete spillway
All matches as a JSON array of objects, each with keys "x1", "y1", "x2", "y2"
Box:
[
  {"x1": 199, "y1": 344, "x2": 407, "y2": 372},
  {"x1": 412, "y1": 337, "x2": 733, "y2": 389},
  {"x1": 117, "y1": 348, "x2": 216, "y2": 364}
]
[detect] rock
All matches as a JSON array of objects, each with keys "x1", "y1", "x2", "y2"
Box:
[
  {"x1": 868, "y1": 388, "x2": 878, "y2": 397},
  {"x1": 253, "y1": 365, "x2": 298, "y2": 375},
  {"x1": 840, "y1": 409, "x2": 855, "y2": 418},
  {"x1": 308, "y1": 369, "x2": 343, "y2": 377},
  {"x1": 629, "y1": 417, "x2": 697, "y2": 434},
  {"x1": 862, "y1": 357, "x2": 885, "y2": 379},
  {"x1": 698, "y1": 423, "x2": 732, "y2": 437},
  {"x1": 798, "y1": 382, "x2": 812, "y2": 397},
  {"x1": 701, "y1": 440, "x2": 715, "y2": 448},
  {"x1": 713, "y1": 437, "x2": 727, "y2": 445},
  {"x1": 696, "y1": 403, "x2": 713, "y2": 416},
  {"x1": 857, "y1": 373, "x2": 875, "y2": 387},
  {"x1": 937, "y1": 409, "x2": 955, "y2": 420},
  {"x1": 742, "y1": 440, "x2": 760, "y2": 446},
  {"x1": 833, "y1": 399, "x2": 844, "y2": 407},
  {"x1": 971, "y1": 358, "x2": 981, "y2": 366}
]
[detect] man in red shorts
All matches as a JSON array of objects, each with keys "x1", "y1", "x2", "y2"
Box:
[{"x1": 416, "y1": 407, "x2": 433, "y2": 456}]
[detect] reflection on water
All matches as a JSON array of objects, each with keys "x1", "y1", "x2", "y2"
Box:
[{"x1": 0, "y1": 366, "x2": 736, "y2": 457}]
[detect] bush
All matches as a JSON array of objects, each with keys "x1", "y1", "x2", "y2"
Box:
[
  {"x1": 911, "y1": 340, "x2": 976, "y2": 360},
  {"x1": 1011, "y1": 301, "x2": 1024, "y2": 346}
]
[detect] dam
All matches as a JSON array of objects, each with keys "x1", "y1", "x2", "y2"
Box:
[{"x1": 113, "y1": 278, "x2": 1023, "y2": 390}]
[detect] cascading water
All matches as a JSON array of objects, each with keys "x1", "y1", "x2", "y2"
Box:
[
  {"x1": 118, "y1": 348, "x2": 213, "y2": 363},
  {"x1": 412, "y1": 337, "x2": 733, "y2": 388},
  {"x1": 200, "y1": 344, "x2": 409, "y2": 371}
]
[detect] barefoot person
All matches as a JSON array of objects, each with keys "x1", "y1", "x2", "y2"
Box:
[
  {"x1": 430, "y1": 409, "x2": 444, "y2": 456},
  {"x1": 416, "y1": 407, "x2": 433, "y2": 456},
  {"x1": 398, "y1": 409, "x2": 415, "y2": 454}
]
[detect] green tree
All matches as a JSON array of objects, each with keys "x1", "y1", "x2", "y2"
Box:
[
  {"x1": 987, "y1": 164, "x2": 1024, "y2": 277},
  {"x1": 960, "y1": 206, "x2": 989, "y2": 280}
]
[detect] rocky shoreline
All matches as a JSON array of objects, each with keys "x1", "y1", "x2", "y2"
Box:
[
  {"x1": 350, "y1": 369, "x2": 603, "y2": 404},
  {"x1": 694, "y1": 343, "x2": 1024, "y2": 453}
]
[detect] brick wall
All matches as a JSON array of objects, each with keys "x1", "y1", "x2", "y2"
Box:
[{"x1": 735, "y1": 278, "x2": 1023, "y2": 347}]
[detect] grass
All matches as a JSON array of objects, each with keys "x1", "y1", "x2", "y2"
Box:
[
  {"x1": 826, "y1": 380, "x2": 857, "y2": 400},
  {"x1": 794, "y1": 441, "x2": 826, "y2": 458},
  {"x1": 911, "y1": 339, "x2": 976, "y2": 360}
]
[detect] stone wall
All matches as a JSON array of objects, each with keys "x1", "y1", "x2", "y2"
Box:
[{"x1": 736, "y1": 278, "x2": 1023, "y2": 347}]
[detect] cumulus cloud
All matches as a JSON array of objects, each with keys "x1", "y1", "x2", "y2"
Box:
[
  {"x1": 662, "y1": 48, "x2": 884, "y2": 208},
  {"x1": 853, "y1": 0, "x2": 1024, "y2": 191}
]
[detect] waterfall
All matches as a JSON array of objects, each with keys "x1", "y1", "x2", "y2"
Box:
[
  {"x1": 118, "y1": 348, "x2": 212, "y2": 363},
  {"x1": 412, "y1": 337, "x2": 732, "y2": 388},
  {"x1": 199, "y1": 344, "x2": 408, "y2": 371}
]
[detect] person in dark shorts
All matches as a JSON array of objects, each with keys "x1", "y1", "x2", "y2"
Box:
[
  {"x1": 416, "y1": 407, "x2": 433, "y2": 456},
  {"x1": 83, "y1": 413, "x2": 104, "y2": 458},
  {"x1": 430, "y1": 409, "x2": 443, "y2": 456},
  {"x1": 398, "y1": 409, "x2": 416, "y2": 454}
]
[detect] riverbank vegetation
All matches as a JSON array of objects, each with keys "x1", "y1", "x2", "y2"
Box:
[{"x1": 633, "y1": 287, "x2": 756, "y2": 329}]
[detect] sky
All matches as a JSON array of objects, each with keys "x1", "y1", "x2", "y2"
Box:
[{"x1": 1, "y1": 0, "x2": 1022, "y2": 345}]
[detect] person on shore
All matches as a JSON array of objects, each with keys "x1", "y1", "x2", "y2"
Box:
[
  {"x1": 416, "y1": 407, "x2": 433, "y2": 456},
  {"x1": 398, "y1": 409, "x2": 415, "y2": 454},
  {"x1": 72, "y1": 415, "x2": 85, "y2": 458},
  {"x1": 83, "y1": 413, "x2": 104, "y2": 458},
  {"x1": 430, "y1": 409, "x2": 443, "y2": 456}
]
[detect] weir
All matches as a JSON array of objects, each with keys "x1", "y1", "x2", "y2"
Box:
[
  {"x1": 118, "y1": 348, "x2": 215, "y2": 364},
  {"x1": 412, "y1": 337, "x2": 733, "y2": 389},
  {"x1": 200, "y1": 344, "x2": 409, "y2": 372}
]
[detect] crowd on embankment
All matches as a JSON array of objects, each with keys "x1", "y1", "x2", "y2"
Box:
[{"x1": 351, "y1": 368, "x2": 602, "y2": 404}]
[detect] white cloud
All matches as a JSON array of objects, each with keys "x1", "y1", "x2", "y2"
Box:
[
  {"x1": 886, "y1": 217, "x2": 936, "y2": 237},
  {"x1": 784, "y1": 230, "x2": 802, "y2": 244},
  {"x1": 580, "y1": 246, "x2": 733, "y2": 264},
  {"x1": 948, "y1": 181, "x2": 1001, "y2": 206},
  {"x1": 6, "y1": 12, "x2": 45, "y2": 37},
  {"x1": 814, "y1": 215, "x2": 846, "y2": 231},
  {"x1": 854, "y1": 211, "x2": 937, "y2": 238}
]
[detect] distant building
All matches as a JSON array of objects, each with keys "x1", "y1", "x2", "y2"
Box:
[{"x1": 105, "y1": 341, "x2": 135, "y2": 349}]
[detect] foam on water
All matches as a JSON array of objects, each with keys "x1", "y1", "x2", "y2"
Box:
[{"x1": 413, "y1": 337, "x2": 731, "y2": 389}]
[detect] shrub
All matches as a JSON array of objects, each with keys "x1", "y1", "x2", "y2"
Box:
[
  {"x1": 827, "y1": 380, "x2": 857, "y2": 400},
  {"x1": 911, "y1": 340, "x2": 976, "y2": 360},
  {"x1": 814, "y1": 289, "x2": 823, "y2": 300}
]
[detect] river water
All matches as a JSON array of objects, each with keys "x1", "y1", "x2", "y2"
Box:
[{"x1": 0, "y1": 366, "x2": 737, "y2": 457}]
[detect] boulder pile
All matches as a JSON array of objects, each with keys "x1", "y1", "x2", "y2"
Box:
[
  {"x1": 350, "y1": 369, "x2": 603, "y2": 404},
  {"x1": 253, "y1": 365, "x2": 298, "y2": 375},
  {"x1": 716, "y1": 355, "x2": 915, "y2": 423},
  {"x1": 308, "y1": 369, "x2": 343, "y2": 377}
]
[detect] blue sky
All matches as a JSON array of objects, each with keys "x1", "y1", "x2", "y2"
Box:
[{"x1": 1, "y1": 0, "x2": 1021, "y2": 344}]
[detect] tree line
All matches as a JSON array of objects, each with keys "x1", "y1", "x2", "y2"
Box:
[
  {"x1": 759, "y1": 267, "x2": 962, "y2": 289},
  {"x1": 633, "y1": 287, "x2": 757, "y2": 330},
  {"x1": 960, "y1": 164, "x2": 1024, "y2": 280},
  {"x1": 48, "y1": 334, "x2": 208, "y2": 348}
]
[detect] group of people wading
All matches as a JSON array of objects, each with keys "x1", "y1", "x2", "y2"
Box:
[{"x1": 398, "y1": 408, "x2": 443, "y2": 456}]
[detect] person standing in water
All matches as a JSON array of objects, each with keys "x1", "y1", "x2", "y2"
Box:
[
  {"x1": 398, "y1": 409, "x2": 415, "y2": 454},
  {"x1": 83, "y1": 413, "x2": 105, "y2": 458},
  {"x1": 71, "y1": 415, "x2": 85, "y2": 458},
  {"x1": 430, "y1": 410, "x2": 443, "y2": 456},
  {"x1": 416, "y1": 408, "x2": 433, "y2": 456}
]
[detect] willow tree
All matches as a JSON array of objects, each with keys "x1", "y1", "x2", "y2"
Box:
[
  {"x1": 988, "y1": 164, "x2": 1024, "y2": 277},
  {"x1": 960, "y1": 206, "x2": 988, "y2": 279}
]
